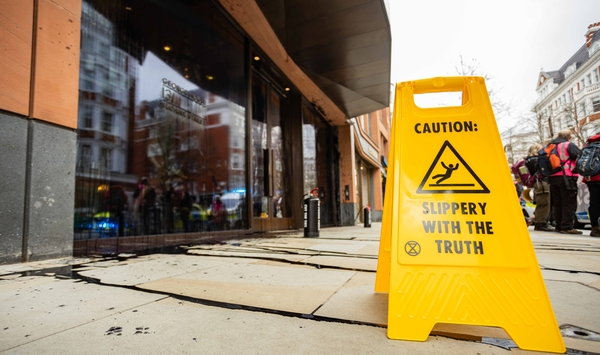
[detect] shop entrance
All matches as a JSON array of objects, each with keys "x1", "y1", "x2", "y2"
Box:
[{"x1": 251, "y1": 73, "x2": 293, "y2": 232}]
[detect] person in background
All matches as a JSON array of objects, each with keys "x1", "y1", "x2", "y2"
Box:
[
  {"x1": 548, "y1": 130, "x2": 582, "y2": 234},
  {"x1": 514, "y1": 179, "x2": 524, "y2": 199},
  {"x1": 512, "y1": 178, "x2": 529, "y2": 225},
  {"x1": 212, "y1": 195, "x2": 226, "y2": 230},
  {"x1": 134, "y1": 177, "x2": 156, "y2": 235},
  {"x1": 163, "y1": 182, "x2": 175, "y2": 233},
  {"x1": 526, "y1": 144, "x2": 553, "y2": 231},
  {"x1": 105, "y1": 181, "x2": 128, "y2": 237},
  {"x1": 583, "y1": 133, "x2": 600, "y2": 237},
  {"x1": 180, "y1": 186, "x2": 193, "y2": 233}
]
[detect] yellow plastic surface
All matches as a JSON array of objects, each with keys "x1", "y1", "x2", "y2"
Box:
[
  {"x1": 378, "y1": 77, "x2": 565, "y2": 353},
  {"x1": 374, "y1": 90, "x2": 398, "y2": 293}
]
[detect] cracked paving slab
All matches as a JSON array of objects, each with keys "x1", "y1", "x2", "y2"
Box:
[
  {"x1": 0, "y1": 276, "x2": 165, "y2": 352},
  {"x1": 136, "y1": 261, "x2": 356, "y2": 314},
  {"x1": 4, "y1": 297, "x2": 520, "y2": 355}
]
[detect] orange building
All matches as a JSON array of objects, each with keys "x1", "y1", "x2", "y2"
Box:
[{"x1": 0, "y1": 0, "x2": 391, "y2": 263}]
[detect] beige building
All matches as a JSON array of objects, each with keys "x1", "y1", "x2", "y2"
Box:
[{"x1": 533, "y1": 23, "x2": 600, "y2": 145}]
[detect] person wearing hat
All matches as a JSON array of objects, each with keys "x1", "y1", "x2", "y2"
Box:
[{"x1": 526, "y1": 144, "x2": 554, "y2": 231}]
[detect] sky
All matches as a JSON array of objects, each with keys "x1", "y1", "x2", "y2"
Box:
[
  {"x1": 139, "y1": 51, "x2": 199, "y2": 104},
  {"x1": 388, "y1": 0, "x2": 600, "y2": 132}
]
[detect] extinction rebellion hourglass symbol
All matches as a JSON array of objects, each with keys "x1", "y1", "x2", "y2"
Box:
[{"x1": 404, "y1": 241, "x2": 421, "y2": 256}]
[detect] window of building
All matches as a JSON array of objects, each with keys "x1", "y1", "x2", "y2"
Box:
[
  {"x1": 588, "y1": 41, "x2": 600, "y2": 56},
  {"x1": 587, "y1": 74, "x2": 592, "y2": 86},
  {"x1": 101, "y1": 111, "x2": 112, "y2": 132},
  {"x1": 231, "y1": 154, "x2": 243, "y2": 170},
  {"x1": 99, "y1": 148, "x2": 112, "y2": 171},
  {"x1": 563, "y1": 114, "x2": 573, "y2": 128},
  {"x1": 593, "y1": 98, "x2": 600, "y2": 113},
  {"x1": 83, "y1": 79, "x2": 95, "y2": 91},
  {"x1": 149, "y1": 164, "x2": 157, "y2": 178},
  {"x1": 82, "y1": 106, "x2": 93, "y2": 128},
  {"x1": 594, "y1": 69, "x2": 599, "y2": 83},
  {"x1": 302, "y1": 101, "x2": 336, "y2": 226},
  {"x1": 100, "y1": 42, "x2": 110, "y2": 58},
  {"x1": 579, "y1": 102, "x2": 587, "y2": 118},
  {"x1": 78, "y1": 144, "x2": 92, "y2": 169},
  {"x1": 564, "y1": 63, "x2": 576, "y2": 78}
]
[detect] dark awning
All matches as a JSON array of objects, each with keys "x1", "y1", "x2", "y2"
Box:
[
  {"x1": 381, "y1": 156, "x2": 388, "y2": 167},
  {"x1": 255, "y1": 0, "x2": 392, "y2": 118}
]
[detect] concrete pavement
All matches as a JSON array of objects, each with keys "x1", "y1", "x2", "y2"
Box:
[{"x1": 0, "y1": 223, "x2": 599, "y2": 354}]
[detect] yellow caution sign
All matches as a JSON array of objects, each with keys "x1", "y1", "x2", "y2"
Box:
[
  {"x1": 374, "y1": 104, "x2": 397, "y2": 292},
  {"x1": 376, "y1": 77, "x2": 565, "y2": 353}
]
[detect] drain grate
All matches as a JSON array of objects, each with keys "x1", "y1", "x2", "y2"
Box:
[
  {"x1": 481, "y1": 337, "x2": 517, "y2": 350},
  {"x1": 561, "y1": 325, "x2": 600, "y2": 342}
]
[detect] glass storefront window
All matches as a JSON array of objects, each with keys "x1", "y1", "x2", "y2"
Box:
[
  {"x1": 75, "y1": 0, "x2": 247, "y2": 239},
  {"x1": 302, "y1": 102, "x2": 337, "y2": 226},
  {"x1": 251, "y1": 73, "x2": 292, "y2": 221}
]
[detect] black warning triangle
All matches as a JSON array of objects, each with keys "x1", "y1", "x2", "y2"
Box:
[{"x1": 417, "y1": 140, "x2": 489, "y2": 194}]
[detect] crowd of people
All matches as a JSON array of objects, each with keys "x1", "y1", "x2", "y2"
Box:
[
  {"x1": 93, "y1": 129, "x2": 600, "y2": 238},
  {"x1": 98, "y1": 177, "x2": 241, "y2": 237},
  {"x1": 513, "y1": 129, "x2": 599, "y2": 237}
]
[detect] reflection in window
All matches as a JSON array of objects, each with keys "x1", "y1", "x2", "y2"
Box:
[
  {"x1": 101, "y1": 111, "x2": 112, "y2": 132},
  {"x1": 83, "y1": 79, "x2": 95, "y2": 91},
  {"x1": 74, "y1": 0, "x2": 247, "y2": 239},
  {"x1": 303, "y1": 124, "x2": 317, "y2": 192},
  {"x1": 100, "y1": 148, "x2": 112, "y2": 171},
  {"x1": 251, "y1": 77, "x2": 267, "y2": 218},
  {"x1": 231, "y1": 154, "x2": 243, "y2": 170},
  {"x1": 78, "y1": 144, "x2": 92, "y2": 169},
  {"x1": 302, "y1": 101, "x2": 337, "y2": 226},
  {"x1": 82, "y1": 106, "x2": 93, "y2": 128}
]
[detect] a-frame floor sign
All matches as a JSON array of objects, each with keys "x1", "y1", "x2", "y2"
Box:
[{"x1": 375, "y1": 77, "x2": 565, "y2": 353}]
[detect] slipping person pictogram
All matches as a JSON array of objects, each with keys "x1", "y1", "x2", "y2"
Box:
[{"x1": 432, "y1": 162, "x2": 459, "y2": 185}]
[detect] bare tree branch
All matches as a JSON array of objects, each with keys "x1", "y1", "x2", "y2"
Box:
[{"x1": 452, "y1": 55, "x2": 511, "y2": 119}]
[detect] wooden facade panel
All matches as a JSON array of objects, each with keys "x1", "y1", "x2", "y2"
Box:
[
  {"x1": 31, "y1": 0, "x2": 81, "y2": 128},
  {"x1": 0, "y1": 0, "x2": 33, "y2": 116},
  {"x1": 52, "y1": 0, "x2": 82, "y2": 16}
]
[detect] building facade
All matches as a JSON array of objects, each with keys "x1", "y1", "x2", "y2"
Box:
[
  {"x1": 339, "y1": 108, "x2": 391, "y2": 225},
  {"x1": 0, "y1": 0, "x2": 392, "y2": 264},
  {"x1": 533, "y1": 23, "x2": 600, "y2": 145}
]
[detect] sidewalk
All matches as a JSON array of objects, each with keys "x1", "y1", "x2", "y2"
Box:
[{"x1": 0, "y1": 223, "x2": 599, "y2": 354}]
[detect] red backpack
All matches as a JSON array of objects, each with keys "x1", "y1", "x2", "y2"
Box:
[{"x1": 511, "y1": 159, "x2": 537, "y2": 188}]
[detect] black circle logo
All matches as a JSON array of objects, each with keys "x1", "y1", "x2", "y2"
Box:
[{"x1": 405, "y1": 241, "x2": 421, "y2": 256}]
